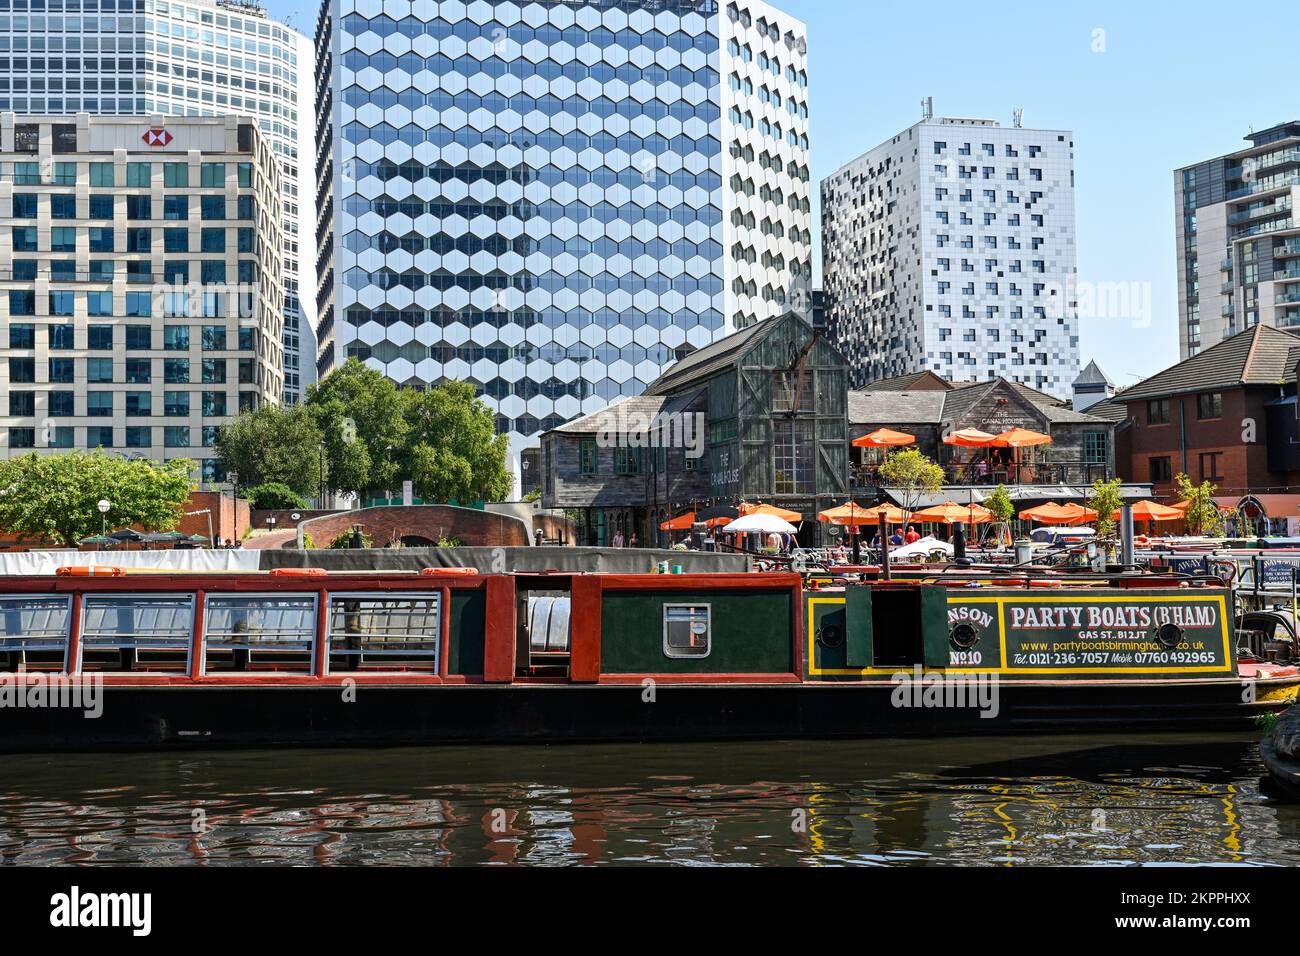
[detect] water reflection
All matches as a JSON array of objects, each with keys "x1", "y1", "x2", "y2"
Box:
[{"x1": 0, "y1": 735, "x2": 1297, "y2": 866}]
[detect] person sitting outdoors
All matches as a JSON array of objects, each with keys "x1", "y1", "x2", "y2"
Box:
[
  {"x1": 903, "y1": 525, "x2": 921, "y2": 545},
  {"x1": 889, "y1": 529, "x2": 904, "y2": 547}
]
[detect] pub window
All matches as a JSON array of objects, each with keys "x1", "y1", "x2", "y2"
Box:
[
  {"x1": 1197, "y1": 392, "x2": 1222, "y2": 420},
  {"x1": 1082, "y1": 430, "x2": 1109, "y2": 464},
  {"x1": 1149, "y1": 456, "x2": 1173, "y2": 483},
  {"x1": 579, "y1": 438, "x2": 598, "y2": 476},
  {"x1": 204, "y1": 594, "x2": 316, "y2": 673},
  {"x1": 774, "y1": 419, "x2": 814, "y2": 494},
  {"x1": 0, "y1": 596, "x2": 71, "y2": 672},
  {"x1": 663, "y1": 604, "x2": 711, "y2": 659},
  {"x1": 613, "y1": 446, "x2": 641, "y2": 475},
  {"x1": 1199, "y1": 451, "x2": 1223, "y2": 482},
  {"x1": 326, "y1": 593, "x2": 440, "y2": 673},
  {"x1": 79, "y1": 595, "x2": 193, "y2": 672}
]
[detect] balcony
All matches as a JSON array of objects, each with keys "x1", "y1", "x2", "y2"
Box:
[
  {"x1": 1228, "y1": 198, "x2": 1292, "y2": 225},
  {"x1": 1221, "y1": 257, "x2": 1234, "y2": 271},
  {"x1": 1226, "y1": 173, "x2": 1300, "y2": 200},
  {"x1": 854, "y1": 460, "x2": 1112, "y2": 490},
  {"x1": 1276, "y1": 267, "x2": 1300, "y2": 282},
  {"x1": 1221, "y1": 281, "x2": 1235, "y2": 294},
  {"x1": 1276, "y1": 291, "x2": 1300, "y2": 305},
  {"x1": 1258, "y1": 149, "x2": 1300, "y2": 174},
  {"x1": 1276, "y1": 242, "x2": 1300, "y2": 259},
  {"x1": 1223, "y1": 303, "x2": 1236, "y2": 317}
]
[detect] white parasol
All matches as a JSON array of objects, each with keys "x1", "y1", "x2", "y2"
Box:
[{"x1": 721, "y1": 514, "x2": 799, "y2": 535}]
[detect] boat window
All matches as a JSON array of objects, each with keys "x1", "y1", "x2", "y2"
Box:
[
  {"x1": 204, "y1": 594, "x2": 316, "y2": 673},
  {"x1": 663, "y1": 605, "x2": 711, "y2": 659},
  {"x1": 0, "y1": 596, "x2": 71, "y2": 672},
  {"x1": 80, "y1": 595, "x2": 194, "y2": 672},
  {"x1": 327, "y1": 593, "x2": 440, "y2": 673}
]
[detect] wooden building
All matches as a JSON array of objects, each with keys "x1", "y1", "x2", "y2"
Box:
[{"x1": 541, "y1": 313, "x2": 851, "y2": 546}]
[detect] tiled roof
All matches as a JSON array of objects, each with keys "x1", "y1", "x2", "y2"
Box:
[
  {"x1": 548, "y1": 390, "x2": 703, "y2": 435},
  {"x1": 1074, "y1": 359, "x2": 1114, "y2": 387},
  {"x1": 856, "y1": 370, "x2": 952, "y2": 392},
  {"x1": 1119, "y1": 325, "x2": 1300, "y2": 402},
  {"x1": 1081, "y1": 396, "x2": 1131, "y2": 424},
  {"x1": 849, "y1": 376, "x2": 1112, "y2": 428},
  {"x1": 848, "y1": 390, "x2": 947, "y2": 425}
]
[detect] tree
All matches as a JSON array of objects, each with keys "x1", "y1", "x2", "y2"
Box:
[
  {"x1": 1175, "y1": 472, "x2": 1224, "y2": 536},
  {"x1": 983, "y1": 483, "x2": 1015, "y2": 549},
  {"x1": 214, "y1": 403, "x2": 324, "y2": 499},
  {"x1": 1087, "y1": 477, "x2": 1126, "y2": 554},
  {"x1": 878, "y1": 449, "x2": 945, "y2": 521},
  {"x1": 0, "y1": 452, "x2": 192, "y2": 547},
  {"x1": 306, "y1": 359, "x2": 408, "y2": 498},
  {"x1": 246, "y1": 482, "x2": 309, "y2": 511},
  {"x1": 402, "y1": 381, "x2": 512, "y2": 503}
]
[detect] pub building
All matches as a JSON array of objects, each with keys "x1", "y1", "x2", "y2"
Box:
[{"x1": 541, "y1": 312, "x2": 1139, "y2": 548}]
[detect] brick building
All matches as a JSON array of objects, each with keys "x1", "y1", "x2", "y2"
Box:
[{"x1": 1108, "y1": 325, "x2": 1300, "y2": 518}]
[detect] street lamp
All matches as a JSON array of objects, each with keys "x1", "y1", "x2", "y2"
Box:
[
  {"x1": 97, "y1": 498, "x2": 111, "y2": 537},
  {"x1": 266, "y1": 515, "x2": 277, "y2": 533},
  {"x1": 228, "y1": 470, "x2": 239, "y2": 502}
]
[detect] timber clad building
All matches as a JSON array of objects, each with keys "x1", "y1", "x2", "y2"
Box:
[{"x1": 542, "y1": 312, "x2": 1129, "y2": 546}]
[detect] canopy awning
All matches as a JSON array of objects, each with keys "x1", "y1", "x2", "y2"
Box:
[{"x1": 852, "y1": 428, "x2": 917, "y2": 448}]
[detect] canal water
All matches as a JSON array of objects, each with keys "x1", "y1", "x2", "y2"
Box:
[{"x1": 2, "y1": 734, "x2": 1299, "y2": 866}]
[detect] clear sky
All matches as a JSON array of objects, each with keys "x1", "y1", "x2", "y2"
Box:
[{"x1": 265, "y1": 0, "x2": 1300, "y2": 386}]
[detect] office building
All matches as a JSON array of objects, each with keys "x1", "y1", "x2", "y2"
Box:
[
  {"x1": 314, "y1": 0, "x2": 812, "y2": 486},
  {"x1": 0, "y1": 0, "x2": 314, "y2": 403},
  {"x1": 1174, "y1": 121, "x2": 1300, "y2": 358},
  {"x1": 0, "y1": 113, "x2": 284, "y2": 480},
  {"x1": 822, "y1": 111, "x2": 1080, "y2": 398}
]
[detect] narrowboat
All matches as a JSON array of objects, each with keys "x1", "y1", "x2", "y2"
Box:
[{"x1": 0, "y1": 565, "x2": 1295, "y2": 752}]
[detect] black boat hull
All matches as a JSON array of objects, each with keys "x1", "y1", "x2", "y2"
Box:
[{"x1": 0, "y1": 681, "x2": 1285, "y2": 753}]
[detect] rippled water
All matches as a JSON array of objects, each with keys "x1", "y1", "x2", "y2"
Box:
[{"x1": 1, "y1": 735, "x2": 1298, "y2": 865}]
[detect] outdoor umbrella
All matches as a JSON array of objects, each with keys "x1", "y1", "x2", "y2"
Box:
[
  {"x1": 141, "y1": 531, "x2": 187, "y2": 543},
  {"x1": 911, "y1": 502, "x2": 996, "y2": 525},
  {"x1": 739, "y1": 502, "x2": 804, "y2": 523},
  {"x1": 77, "y1": 535, "x2": 115, "y2": 546},
  {"x1": 721, "y1": 514, "x2": 799, "y2": 535},
  {"x1": 107, "y1": 528, "x2": 146, "y2": 544},
  {"x1": 659, "y1": 512, "x2": 696, "y2": 531},
  {"x1": 1019, "y1": 502, "x2": 1097, "y2": 525},
  {"x1": 852, "y1": 428, "x2": 916, "y2": 448},
  {"x1": 943, "y1": 428, "x2": 999, "y2": 447},
  {"x1": 818, "y1": 502, "x2": 902, "y2": 526},
  {"x1": 187, "y1": 534, "x2": 211, "y2": 543},
  {"x1": 993, "y1": 427, "x2": 1052, "y2": 448},
  {"x1": 1112, "y1": 500, "x2": 1181, "y2": 523}
]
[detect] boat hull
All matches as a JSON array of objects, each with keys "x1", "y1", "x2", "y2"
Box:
[{"x1": 0, "y1": 679, "x2": 1291, "y2": 753}]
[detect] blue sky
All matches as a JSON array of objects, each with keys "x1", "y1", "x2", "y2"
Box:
[{"x1": 265, "y1": 0, "x2": 1300, "y2": 385}]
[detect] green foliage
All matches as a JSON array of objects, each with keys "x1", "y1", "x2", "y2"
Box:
[
  {"x1": 301, "y1": 532, "x2": 315, "y2": 550},
  {"x1": 328, "y1": 528, "x2": 374, "y2": 550},
  {"x1": 1174, "y1": 472, "x2": 1224, "y2": 536},
  {"x1": 1087, "y1": 477, "x2": 1126, "y2": 548},
  {"x1": 0, "y1": 452, "x2": 193, "y2": 547},
  {"x1": 984, "y1": 484, "x2": 1015, "y2": 523},
  {"x1": 522, "y1": 488, "x2": 542, "y2": 502},
  {"x1": 246, "y1": 482, "x2": 309, "y2": 511},
  {"x1": 214, "y1": 403, "x2": 324, "y2": 498},
  {"x1": 402, "y1": 381, "x2": 512, "y2": 504},
  {"x1": 304, "y1": 364, "x2": 513, "y2": 504},
  {"x1": 878, "y1": 448, "x2": 945, "y2": 516},
  {"x1": 306, "y1": 359, "x2": 408, "y2": 499},
  {"x1": 437, "y1": 536, "x2": 463, "y2": 548}
]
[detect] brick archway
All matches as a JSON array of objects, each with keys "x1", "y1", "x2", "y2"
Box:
[{"x1": 298, "y1": 506, "x2": 533, "y2": 549}]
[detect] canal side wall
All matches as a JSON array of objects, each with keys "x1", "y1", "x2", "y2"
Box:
[{"x1": 259, "y1": 547, "x2": 752, "y2": 574}]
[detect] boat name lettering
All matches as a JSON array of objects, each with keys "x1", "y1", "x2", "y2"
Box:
[{"x1": 1008, "y1": 604, "x2": 1218, "y2": 630}]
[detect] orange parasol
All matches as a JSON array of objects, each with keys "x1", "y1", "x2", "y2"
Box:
[
  {"x1": 944, "y1": 428, "x2": 999, "y2": 447},
  {"x1": 1112, "y1": 500, "x2": 1182, "y2": 523},
  {"x1": 740, "y1": 502, "x2": 804, "y2": 523},
  {"x1": 911, "y1": 501, "x2": 996, "y2": 524},
  {"x1": 852, "y1": 428, "x2": 917, "y2": 448},
  {"x1": 1018, "y1": 501, "x2": 1097, "y2": 525},
  {"x1": 659, "y1": 512, "x2": 696, "y2": 531},
  {"x1": 993, "y1": 427, "x2": 1052, "y2": 448},
  {"x1": 818, "y1": 502, "x2": 906, "y2": 527}
]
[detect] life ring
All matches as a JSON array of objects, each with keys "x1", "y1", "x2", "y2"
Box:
[
  {"x1": 56, "y1": 565, "x2": 125, "y2": 576},
  {"x1": 420, "y1": 567, "x2": 479, "y2": 576},
  {"x1": 269, "y1": 568, "x2": 329, "y2": 576},
  {"x1": 1028, "y1": 579, "x2": 1063, "y2": 588}
]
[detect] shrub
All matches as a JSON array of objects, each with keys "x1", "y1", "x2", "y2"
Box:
[
  {"x1": 328, "y1": 528, "x2": 373, "y2": 549},
  {"x1": 248, "y1": 482, "x2": 309, "y2": 511}
]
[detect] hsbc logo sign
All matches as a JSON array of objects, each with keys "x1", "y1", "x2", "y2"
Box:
[{"x1": 142, "y1": 128, "x2": 172, "y2": 147}]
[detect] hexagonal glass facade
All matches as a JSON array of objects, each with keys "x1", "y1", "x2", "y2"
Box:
[{"x1": 317, "y1": 0, "x2": 811, "y2": 473}]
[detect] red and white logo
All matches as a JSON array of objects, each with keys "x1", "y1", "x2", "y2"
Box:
[{"x1": 142, "y1": 128, "x2": 172, "y2": 147}]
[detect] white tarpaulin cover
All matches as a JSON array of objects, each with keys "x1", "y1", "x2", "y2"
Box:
[{"x1": 0, "y1": 550, "x2": 261, "y2": 575}]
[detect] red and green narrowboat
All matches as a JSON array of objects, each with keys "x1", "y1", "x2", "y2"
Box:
[{"x1": 0, "y1": 565, "x2": 1293, "y2": 751}]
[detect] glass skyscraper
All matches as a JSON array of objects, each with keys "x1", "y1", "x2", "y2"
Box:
[
  {"x1": 0, "y1": 0, "x2": 314, "y2": 404},
  {"x1": 315, "y1": 0, "x2": 812, "y2": 487}
]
